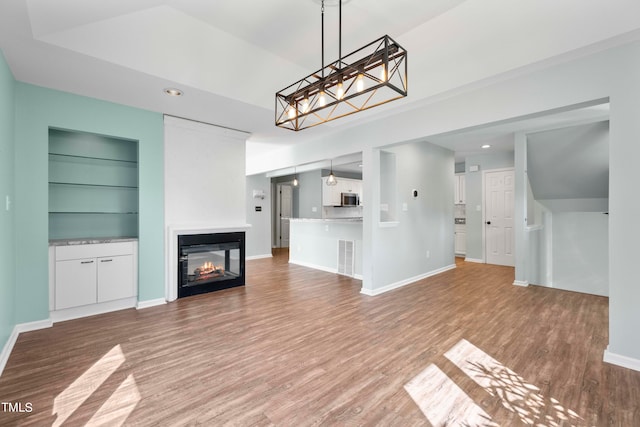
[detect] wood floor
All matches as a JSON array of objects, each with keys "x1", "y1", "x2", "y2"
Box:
[{"x1": 1, "y1": 252, "x2": 639, "y2": 426}]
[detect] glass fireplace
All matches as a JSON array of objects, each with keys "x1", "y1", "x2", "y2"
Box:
[{"x1": 178, "y1": 232, "x2": 245, "y2": 298}]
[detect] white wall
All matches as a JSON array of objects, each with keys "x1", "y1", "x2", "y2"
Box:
[
  {"x1": 551, "y1": 212, "x2": 608, "y2": 296},
  {"x1": 246, "y1": 174, "x2": 272, "y2": 258},
  {"x1": 164, "y1": 116, "x2": 247, "y2": 228},
  {"x1": 248, "y1": 39, "x2": 640, "y2": 367}
]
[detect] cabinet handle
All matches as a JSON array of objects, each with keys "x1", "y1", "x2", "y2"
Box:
[
  {"x1": 80, "y1": 260, "x2": 94, "y2": 264},
  {"x1": 101, "y1": 259, "x2": 113, "y2": 263}
]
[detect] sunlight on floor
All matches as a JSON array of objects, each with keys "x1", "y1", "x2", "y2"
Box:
[
  {"x1": 86, "y1": 374, "x2": 141, "y2": 426},
  {"x1": 52, "y1": 344, "x2": 140, "y2": 427},
  {"x1": 404, "y1": 364, "x2": 498, "y2": 426},
  {"x1": 445, "y1": 339, "x2": 583, "y2": 426},
  {"x1": 405, "y1": 339, "x2": 585, "y2": 427}
]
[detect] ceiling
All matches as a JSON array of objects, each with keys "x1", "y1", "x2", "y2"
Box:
[{"x1": 1, "y1": 1, "x2": 640, "y2": 163}]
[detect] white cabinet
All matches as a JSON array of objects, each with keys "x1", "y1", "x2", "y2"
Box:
[
  {"x1": 454, "y1": 173, "x2": 466, "y2": 204},
  {"x1": 52, "y1": 241, "x2": 137, "y2": 312},
  {"x1": 454, "y1": 224, "x2": 466, "y2": 255},
  {"x1": 322, "y1": 177, "x2": 363, "y2": 206},
  {"x1": 97, "y1": 255, "x2": 135, "y2": 303},
  {"x1": 55, "y1": 258, "x2": 97, "y2": 310}
]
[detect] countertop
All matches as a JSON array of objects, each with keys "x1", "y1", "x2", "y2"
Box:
[
  {"x1": 290, "y1": 218, "x2": 363, "y2": 223},
  {"x1": 49, "y1": 237, "x2": 138, "y2": 246}
]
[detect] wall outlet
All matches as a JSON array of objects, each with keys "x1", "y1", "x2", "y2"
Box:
[
  {"x1": 5, "y1": 195, "x2": 10, "y2": 211},
  {"x1": 325, "y1": 225, "x2": 329, "y2": 232},
  {"x1": 426, "y1": 250, "x2": 430, "y2": 259},
  {"x1": 312, "y1": 206, "x2": 317, "y2": 212},
  {"x1": 402, "y1": 203, "x2": 408, "y2": 211}
]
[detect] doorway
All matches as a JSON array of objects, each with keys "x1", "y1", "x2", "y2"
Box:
[
  {"x1": 484, "y1": 168, "x2": 515, "y2": 266},
  {"x1": 275, "y1": 183, "x2": 293, "y2": 248}
]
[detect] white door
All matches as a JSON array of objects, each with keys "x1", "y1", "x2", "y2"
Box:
[
  {"x1": 279, "y1": 184, "x2": 293, "y2": 248},
  {"x1": 485, "y1": 169, "x2": 515, "y2": 266}
]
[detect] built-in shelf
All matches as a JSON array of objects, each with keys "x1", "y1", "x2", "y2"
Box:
[
  {"x1": 48, "y1": 153, "x2": 137, "y2": 164},
  {"x1": 48, "y1": 128, "x2": 139, "y2": 240},
  {"x1": 49, "y1": 212, "x2": 139, "y2": 215},
  {"x1": 49, "y1": 182, "x2": 138, "y2": 189}
]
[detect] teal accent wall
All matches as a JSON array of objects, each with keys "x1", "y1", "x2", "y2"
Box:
[
  {"x1": 14, "y1": 83, "x2": 164, "y2": 323},
  {"x1": 0, "y1": 51, "x2": 16, "y2": 349}
]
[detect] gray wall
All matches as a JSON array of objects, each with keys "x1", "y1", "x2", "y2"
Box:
[
  {"x1": 246, "y1": 174, "x2": 272, "y2": 258},
  {"x1": 552, "y1": 212, "x2": 608, "y2": 296},
  {"x1": 366, "y1": 140, "x2": 455, "y2": 291},
  {"x1": 294, "y1": 170, "x2": 322, "y2": 219}
]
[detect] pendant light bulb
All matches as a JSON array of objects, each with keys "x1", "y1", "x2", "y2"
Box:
[
  {"x1": 380, "y1": 63, "x2": 387, "y2": 82},
  {"x1": 287, "y1": 103, "x2": 297, "y2": 120},
  {"x1": 326, "y1": 160, "x2": 338, "y2": 186},
  {"x1": 293, "y1": 167, "x2": 299, "y2": 187},
  {"x1": 356, "y1": 73, "x2": 365, "y2": 92},
  {"x1": 336, "y1": 80, "x2": 345, "y2": 100},
  {"x1": 301, "y1": 93, "x2": 310, "y2": 114},
  {"x1": 319, "y1": 90, "x2": 327, "y2": 107}
]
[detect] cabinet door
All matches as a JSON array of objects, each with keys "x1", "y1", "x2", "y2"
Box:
[
  {"x1": 455, "y1": 230, "x2": 467, "y2": 254},
  {"x1": 459, "y1": 175, "x2": 466, "y2": 204},
  {"x1": 97, "y1": 255, "x2": 135, "y2": 303},
  {"x1": 55, "y1": 258, "x2": 97, "y2": 309},
  {"x1": 455, "y1": 174, "x2": 466, "y2": 204}
]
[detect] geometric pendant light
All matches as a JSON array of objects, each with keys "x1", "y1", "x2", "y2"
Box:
[{"x1": 275, "y1": 0, "x2": 408, "y2": 131}]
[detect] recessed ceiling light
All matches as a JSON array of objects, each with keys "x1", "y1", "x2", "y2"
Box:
[
  {"x1": 481, "y1": 144, "x2": 491, "y2": 149},
  {"x1": 164, "y1": 88, "x2": 183, "y2": 97}
]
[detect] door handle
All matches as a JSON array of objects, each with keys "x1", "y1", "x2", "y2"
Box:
[
  {"x1": 100, "y1": 259, "x2": 113, "y2": 263},
  {"x1": 80, "y1": 260, "x2": 94, "y2": 264},
  {"x1": 486, "y1": 221, "x2": 491, "y2": 225}
]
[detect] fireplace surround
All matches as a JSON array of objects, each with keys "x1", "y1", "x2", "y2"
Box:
[{"x1": 177, "y1": 232, "x2": 245, "y2": 298}]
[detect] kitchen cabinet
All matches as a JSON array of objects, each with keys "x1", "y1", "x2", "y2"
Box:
[
  {"x1": 52, "y1": 241, "x2": 137, "y2": 311},
  {"x1": 454, "y1": 224, "x2": 466, "y2": 255},
  {"x1": 322, "y1": 177, "x2": 362, "y2": 206},
  {"x1": 454, "y1": 173, "x2": 466, "y2": 204}
]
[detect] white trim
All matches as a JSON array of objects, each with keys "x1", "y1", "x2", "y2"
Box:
[
  {"x1": 0, "y1": 327, "x2": 19, "y2": 377},
  {"x1": 163, "y1": 115, "x2": 250, "y2": 140},
  {"x1": 353, "y1": 274, "x2": 363, "y2": 280},
  {"x1": 136, "y1": 298, "x2": 167, "y2": 310},
  {"x1": 16, "y1": 319, "x2": 53, "y2": 333},
  {"x1": 603, "y1": 346, "x2": 640, "y2": 372},
  {"x1": 360, "y1": 264, "x2": 456, "y2": 296},
  {"x1": 51, "y1": 297, "x2": 136, "y2": 323},
  {"x1": 464, "y1": 257, "x2": 484, "y2": 263},
  {"x1": 513, "y1": 280, "x2": 529, "y2": 287},
  {"x1": 1, "y1": 319, "x2": 53, "y2": 377},
  {"x1": 289, "y1": 259, "x2": 337, "y2": 275},
  {"x1": 246, "y1": 254, "x2": 273, "y2": 261}
]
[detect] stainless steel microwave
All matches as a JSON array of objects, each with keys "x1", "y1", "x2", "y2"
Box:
[{"x1": 341, "y1": 192, "x2": 359, "y2": 207}]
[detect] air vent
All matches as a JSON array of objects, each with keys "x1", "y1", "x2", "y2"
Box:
[{"x1": 337, "y1": 240, "x2": 355, "y2": 277}]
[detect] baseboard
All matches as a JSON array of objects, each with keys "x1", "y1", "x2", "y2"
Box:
[
  {"x1": 289, "y1": 259, "x2": 338, "y2": 275},
  {"x1": 0, "y1": 327, "x2": 19, "y2": 378},
  {"x1": 360, "y1": 264, "x2": 456, "y2": 296},
  {"x1": 1, "y1": 319, "x2": 53, "y2": 378},
  {"x1": 246, "y1": 254, "x2": 273, "y2": 261},
  {"x1": 136, "y1": 298, "x2": 167, "y2": 310},
  {"x1": 464, "y1": 257, "x2": 484, "y2": 264},
  {"x1": 51, "y1": 297, "x2": 137, "y2": 323},
  {"x1": 353, "y1": 274, "x2": 363, "y2": 280},
  {"x1": 603, "y1": 346, "x2": 640, "y2": 372},
  {"x1": 513, "y1": 280, "x2": 529, "y2": 287}
]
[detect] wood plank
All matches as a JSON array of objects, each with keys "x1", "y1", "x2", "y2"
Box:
[{"x1": 0, "y1": 253, "x2": 638, "y2": 426}]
